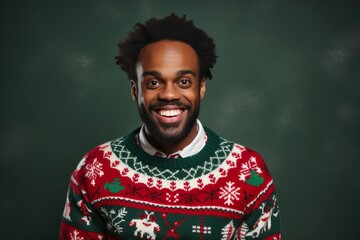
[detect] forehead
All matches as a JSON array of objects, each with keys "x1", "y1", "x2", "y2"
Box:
[{"x1": 137, "y1": 40, "x2": 199, "y2": 73}]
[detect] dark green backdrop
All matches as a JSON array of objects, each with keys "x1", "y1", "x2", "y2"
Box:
[{"x1": 1, "y1": 0, "x2": 359, "y2": 239}]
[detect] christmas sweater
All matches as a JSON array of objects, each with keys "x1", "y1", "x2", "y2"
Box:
[{"x1": 60, "y1": 127, "x2": 281, "y2": 240}]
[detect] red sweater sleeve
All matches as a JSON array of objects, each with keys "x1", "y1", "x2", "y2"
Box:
[{"x1": 59, "y1": 147, "x2": 110, "y2": 239}]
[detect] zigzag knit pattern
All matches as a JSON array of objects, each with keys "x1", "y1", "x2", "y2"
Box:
[
  {"x1": 111, "y1": 136, "x2": 233, "y2": 180},
  {"x1": 60, "y1": 127, "x2": 281, "y2": 240}
]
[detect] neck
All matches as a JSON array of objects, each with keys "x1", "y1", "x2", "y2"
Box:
[
  {"x1": 121, "y1": 126, "x2": 223, "y2": 169},
  {"x1": 145, "y1": 123, "x2": 198, "y2": 156}
]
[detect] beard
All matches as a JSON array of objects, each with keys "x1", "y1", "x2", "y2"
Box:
[{"x1": 138, "y1": 99, "x2": 200, "y2": 146}]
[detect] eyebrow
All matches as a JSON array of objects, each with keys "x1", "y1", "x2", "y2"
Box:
[
  {"x1": 177, "y1": 69, "x2": 196, "y2": 77},
  {"x1": 142, "y1": 69, "x2": 196, "y2": 78},
  {"x1": 142, "y1": 70, "x2": 161, "y2": 77}
]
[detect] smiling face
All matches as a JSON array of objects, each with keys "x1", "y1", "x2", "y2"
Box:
[{"x1": 132, "y1": 40, "x2": 206, "y2": 151}]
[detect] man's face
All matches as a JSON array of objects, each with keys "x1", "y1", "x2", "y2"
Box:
[{"x1": 132, "y1": 40, "x2": 206, "y2": 146}]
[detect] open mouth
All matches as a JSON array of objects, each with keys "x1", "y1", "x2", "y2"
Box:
[
  {"x1": 153, "y1": 107, "x2": 186, "y2": 124},
  {"x1": 158, "y1": 109, "x2": 183, "y2": 117}
]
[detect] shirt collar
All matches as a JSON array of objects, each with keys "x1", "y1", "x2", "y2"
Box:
[{"x1": 138, "y1": 119, "x2": 206, "y2": 158}]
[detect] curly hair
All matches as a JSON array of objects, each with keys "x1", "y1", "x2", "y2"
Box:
[{"x1": 115, "y1": 13, "x2": 217, "y2": 81}]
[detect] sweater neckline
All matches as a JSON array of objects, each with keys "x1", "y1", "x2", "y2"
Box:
[{"x1": 122, "y1": 127, "x2": 221, "y2": 169}]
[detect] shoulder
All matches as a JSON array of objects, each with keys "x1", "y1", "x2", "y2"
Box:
[
  {"x1": 70, "y1": 141, "x2": 113, "y2": 185},
  {"x1": 223, "y1": 137, "x2": 272, "y2": 180},
  {"x1": 73, "y1": 129, "x2": 138, "y2": 172},
  {"x1": 206, "y1": 127, "x2": 274, "y2": 187},
  {"x1": 69, "y1": 128, "x2": 140, "y2": 184}
]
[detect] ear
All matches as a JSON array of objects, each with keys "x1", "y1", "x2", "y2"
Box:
[
  {"x1": 130, "y1": 80, "x2": 137, "y2": 102},
  {"x1": 200, "y1": 77, "x2": 206, "y2": 100}
]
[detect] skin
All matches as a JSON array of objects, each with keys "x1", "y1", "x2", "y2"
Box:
[{"x1": 131, "y1": 40, "x2": 206, "y2": 156}]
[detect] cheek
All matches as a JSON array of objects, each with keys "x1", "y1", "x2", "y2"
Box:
[
  {"x1": 136, "y1": 86, "x2": 146, "y2": 104},
  {"x1": 184, "y1": 89, "x2": 201, "y2": 104},
  {"x1": 138, "y1": 91, "x2": 156, "y2": 108}
]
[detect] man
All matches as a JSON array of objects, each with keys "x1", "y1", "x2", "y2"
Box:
[{"x1": 60, "y1": 14, "x2": 281, "y2": 239}]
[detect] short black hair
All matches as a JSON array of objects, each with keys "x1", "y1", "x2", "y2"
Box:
[{"x1": 115, "y1": 13, "x2": 217, "y2": 81}]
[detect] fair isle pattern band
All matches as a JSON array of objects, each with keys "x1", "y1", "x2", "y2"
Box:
[
  {"x1": 104, "y1": 143, "x2": 245, "y2": 191},
  {"x1": 91, "y1": 195, "x2": 245, "y2": 218},
  {"x1": 110, "y1": 137, "x2": 234, "y2": 180}
]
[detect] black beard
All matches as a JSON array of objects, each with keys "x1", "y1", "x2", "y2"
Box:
[{"x1": 138, "y1": 100, "x2": 200, "y2": 146}]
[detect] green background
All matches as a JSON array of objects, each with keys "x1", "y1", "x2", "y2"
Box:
[{"x1": 1, "y1": 0, "x2": 359, "y2": 239}]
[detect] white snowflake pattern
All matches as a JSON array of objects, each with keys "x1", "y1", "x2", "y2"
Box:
[
  {"x1": 219, "y1": 181, "x2": 241, "y2": 206},
  {"x1": 85, "y1": 158, "x2": 104, "y2": 186},
  {"x1": 239, "y1": 156, "x2": 262, "y2": 181},
  {"x1": 100, "y1": 207, "x2": 128, "y2": 234},
  {"x1": 70, "y1": 230, "x2": 84, "y2": 240}
]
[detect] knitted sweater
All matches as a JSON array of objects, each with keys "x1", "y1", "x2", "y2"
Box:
[{"x1": 60, "y1": 127, "x2": 281, "y2": 240}]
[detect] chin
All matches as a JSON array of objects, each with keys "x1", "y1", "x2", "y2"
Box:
[
  {"x1": 138, "y1": 102, "x2": 199, "y2": 145},
  {"x1": 152, "y1": 124, "x2": 190, "y2": 145}
]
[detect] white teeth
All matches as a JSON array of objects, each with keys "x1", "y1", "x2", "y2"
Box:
[{"x1": 159, "y1": 109, "x2": 182, "y2": 117}]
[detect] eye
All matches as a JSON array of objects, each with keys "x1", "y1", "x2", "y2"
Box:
[
  {"x1": 146, "y1": 79, "x2": 161, "y2": 89},
  {"x1": 178, "y1": 79, "x2": 191, "y2": 88}
]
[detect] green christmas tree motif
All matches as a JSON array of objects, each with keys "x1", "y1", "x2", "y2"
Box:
[
  {"x1": 104, "y1": 178, "x2": 125, "y2": 193},
  {"x1": 246, "y1": 170, "x2": 264, "y2": 187}
]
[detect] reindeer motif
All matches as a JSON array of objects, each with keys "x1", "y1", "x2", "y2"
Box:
[
  {"x1": 246, "y1": 195, "x2": 279, "y2": 238},
  {"x1": 129, "y1": 211, "x2": 160, "y2": 240}
]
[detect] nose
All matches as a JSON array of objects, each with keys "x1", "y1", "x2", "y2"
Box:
[{"x1": 158, "y1": 83, "x2": 180, "y2": 101}]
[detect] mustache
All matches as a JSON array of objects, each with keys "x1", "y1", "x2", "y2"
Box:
[{"x1": 148, "y1": 100, "x2": 191, "y2": 110}]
